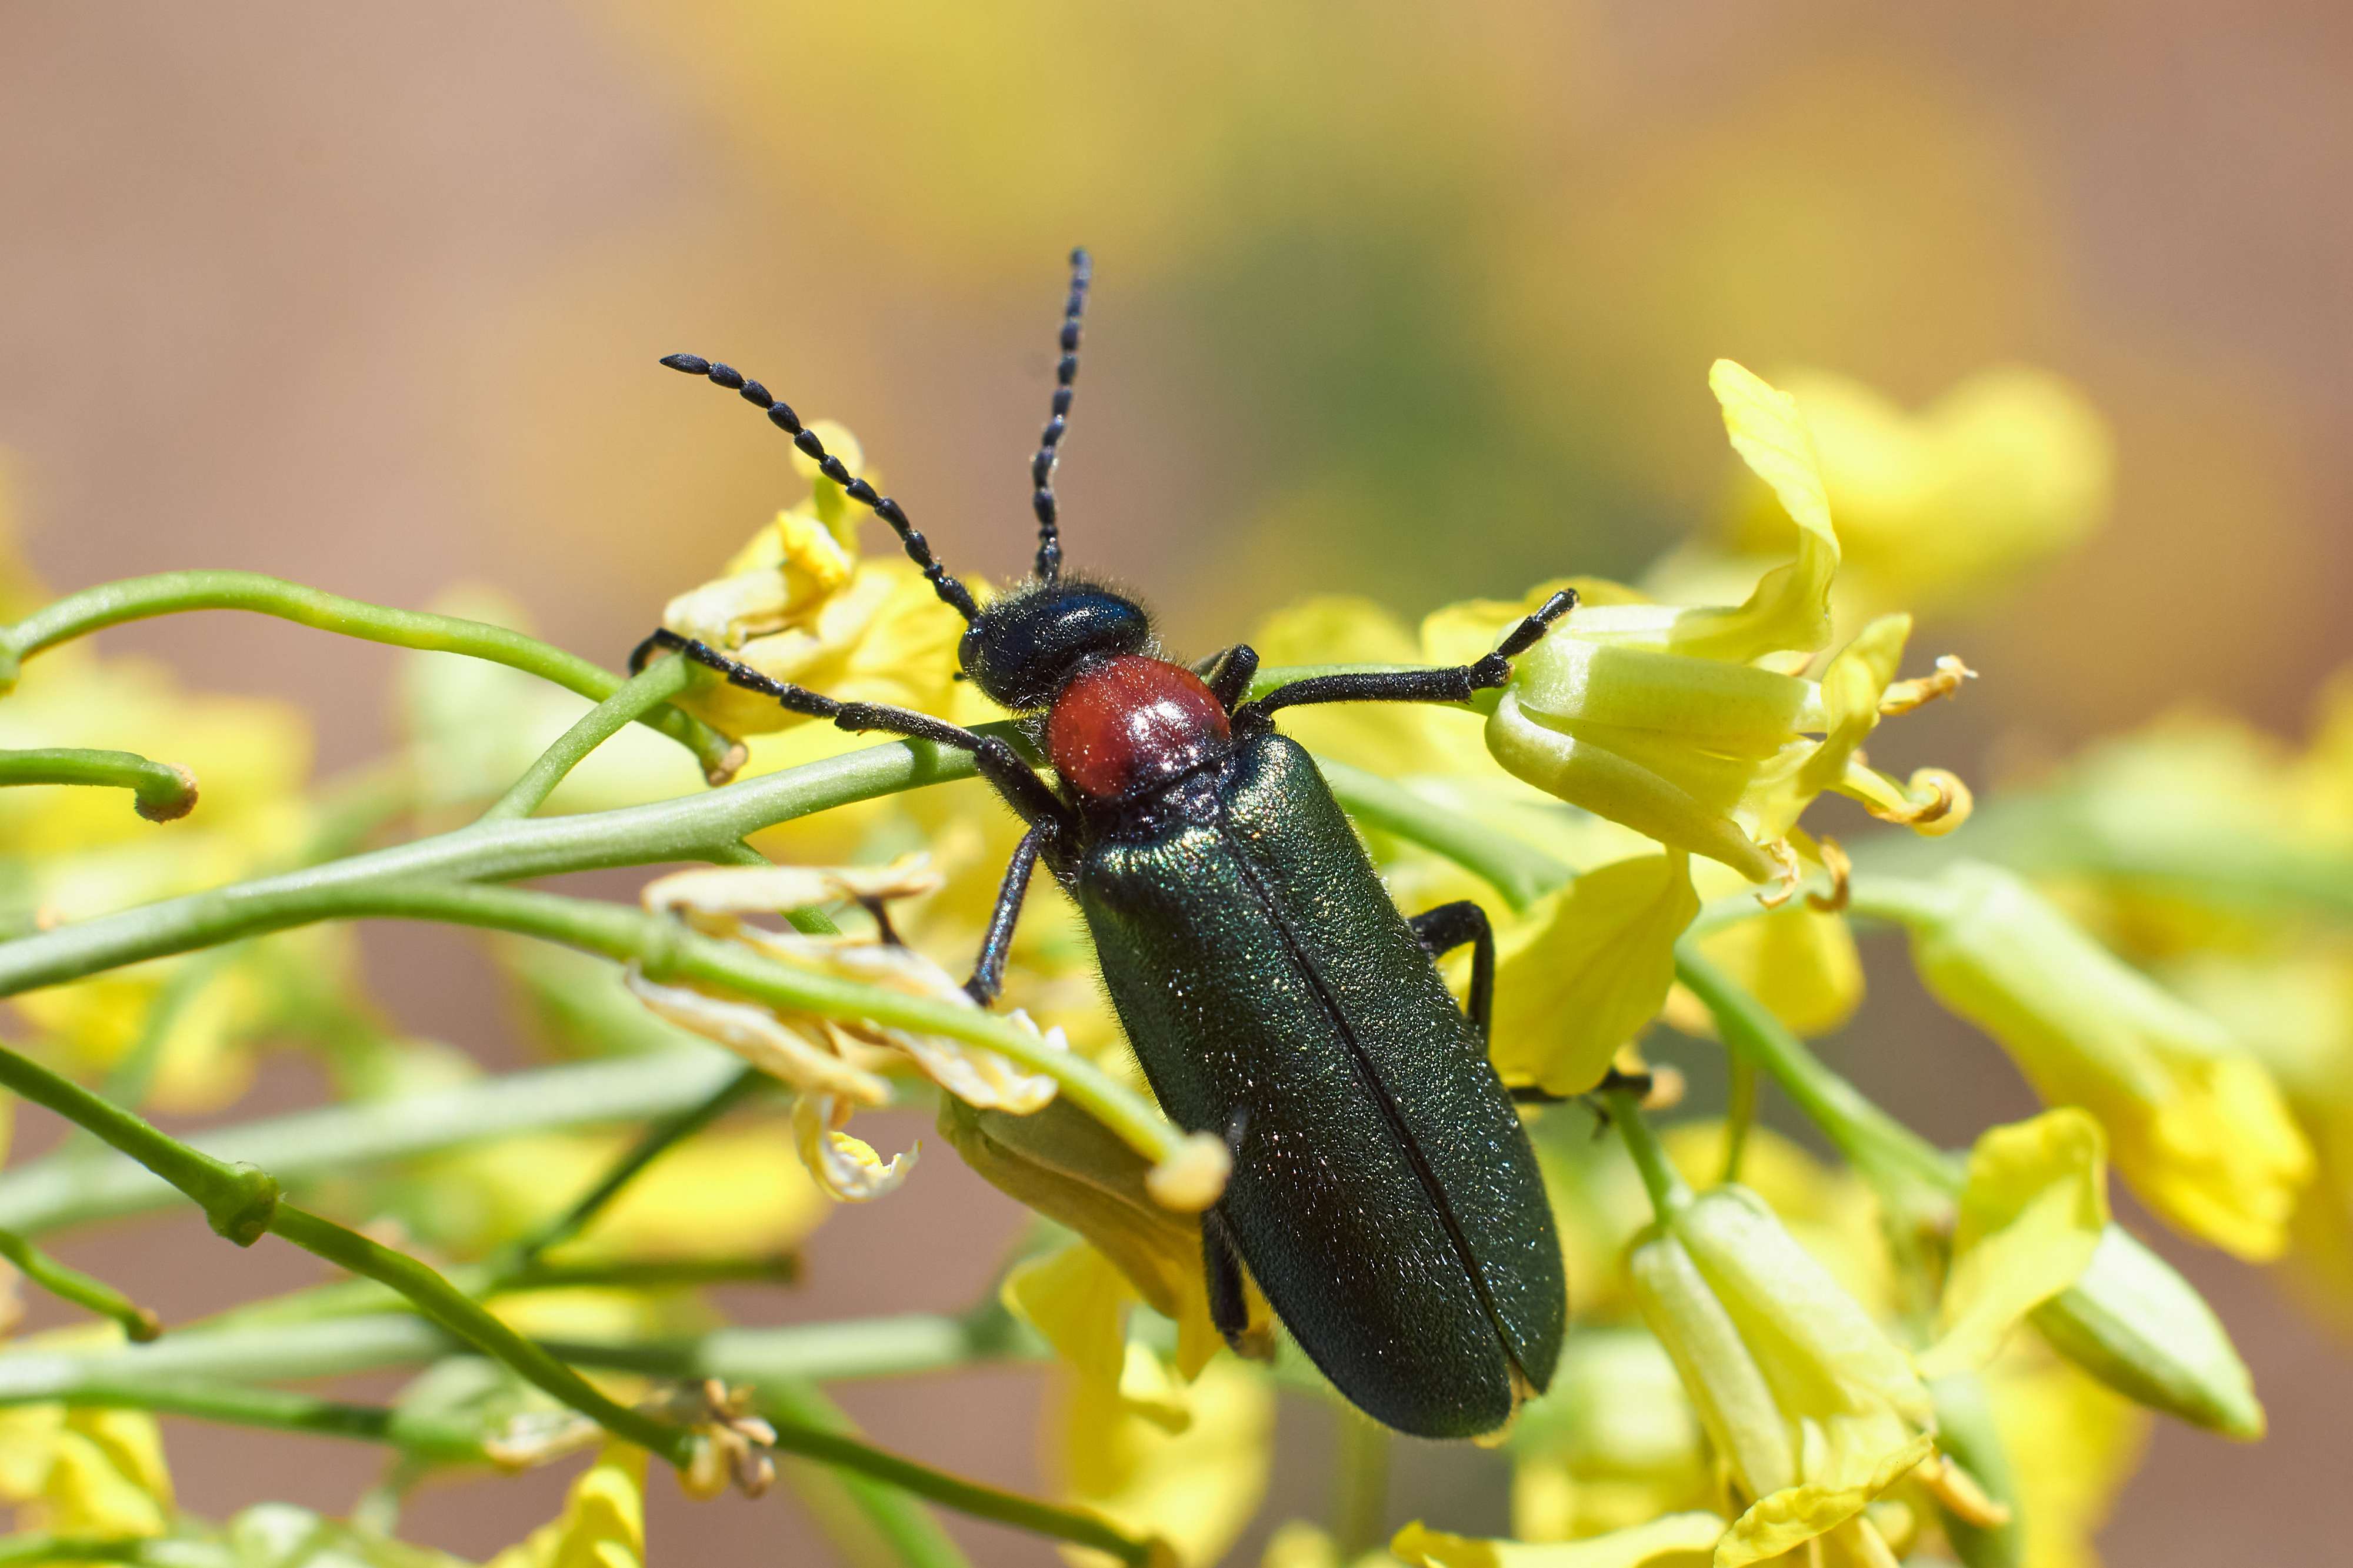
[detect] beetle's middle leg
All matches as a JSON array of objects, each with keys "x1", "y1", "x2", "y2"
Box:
[
  {"x1": 961, "y1": 824, "x2": 1047, "y2": 1006},
  {"x1": 1408, "y1": 899, "x2": 1495, "y2": 1040}
]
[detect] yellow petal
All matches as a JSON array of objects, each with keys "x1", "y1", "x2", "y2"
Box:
[
  {"x1": 1391, "y1": 1510, "x2": 1727, "y2": 1567},
  {"x1": 1055, "y1": 1355, "x2": 1274, "y2": 1568},
  {"x1": 1920, "y1": 1110, "x2": 2108, "y2": 1379},
  {"x1": 1714, "y1": 1434, "x2": 1931, "y2": 1568},
  {"x1": 1691, "y1": 899, "x2": 1862, "y2": 1039},
  {"x1": 1491, "y1": 851, "x2": 1698, "y2": 1095},
  {"x1": 487, "y1": 1443, "x2": 647, "y2": 1568},
  {"x1": 1006, "y1": 1240, "x2": 1136, "y2": 1392},
  {"x1": 623, "y1": 971, "x2": 892, "y2": 1106}
]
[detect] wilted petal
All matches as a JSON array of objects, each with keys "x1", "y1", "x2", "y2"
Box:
[
  {"x1": 624, "y1": 970, "x2": 892, "y2": 1106},
  {"x1": 792, "y1": 1092, "x2": 916, "y2": 1202}
]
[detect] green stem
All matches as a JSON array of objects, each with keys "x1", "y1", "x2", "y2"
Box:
[
  {"x1": 96, "y1": 943, "x2": 245, "y2": 1115},
  {"x1": 265, "y1": 1203, "x2": 698, "y2": 1469},
  {"x1": 13, "y1": 1379, "x2": 490, "y2": 1463},
  {"x1": 1719, "y1": 1055, "x2": 1757, "y2": 1186},
  {"x1": 0, "y1": 1039, "x2": 280, "y2": 1244},
  {"x1": 1672, "y1": 944, "x2": 1958, "y2": 1200},
  {"x1": 1316, "y1": 758, "x2": 1569, "y2": 912},
  {"x1": 0, "y1": 1049, "x2": 745, "y2": 1237},
  {"x1": 480, "y1": 655, "x2": 696, "y2": 822},
  {"x1": 328, "y1": 882, "x2": 1186, "y2": 1170},
  {"x1": 1332, "y1": 1411, "x2": 1392, "y2": 1561},
  {"x1": 0, "y1": 726, "x2": 992, "y2": 997},
  {"x1": 0, "y1": 747, "x2": 198, "y2": 822},
  {"x1": 0, "y1": 1229, "x2": 161, "y2": 1340},
  {"x1": 0, "y1": 570, "x2": 739, "y2": 782},
  {"x1": 764, "y1": 1378, "x2": 976, "y2": 1568},
  {"x1": 512, "y1": 1066, "x2": 770, "y2": 1265},
  {"x1": 1609, "y1": 1089, "x2": 1688, "y2": 1220}
]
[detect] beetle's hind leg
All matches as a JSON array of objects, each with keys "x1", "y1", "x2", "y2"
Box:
[
  {"x1": 1201, "y1": 1209, "x2": 1274, "y2": 1362},
  {"x1": 634, "y1": 629, "x2": 1072, "y2": 832},
  {"x1": 962, "y1": 825, "x2": 1047, "y2": 1006},
  {"x1": 1408, "y1": 900, "x2": 1495, "y2": 1040}
]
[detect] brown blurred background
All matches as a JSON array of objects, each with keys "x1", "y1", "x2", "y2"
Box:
[{"x1": 1, "y1": 1, "x2": 2348, "y2": 1561}]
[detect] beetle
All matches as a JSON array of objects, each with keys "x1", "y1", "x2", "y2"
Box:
[{"x1": 635, "y1": 249, "x2": 1577, "y2": 1439}]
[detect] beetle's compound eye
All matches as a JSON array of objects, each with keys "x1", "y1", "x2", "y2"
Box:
[{"x1": 959, "y1": 583, "x2": 1151, "y2": 710}]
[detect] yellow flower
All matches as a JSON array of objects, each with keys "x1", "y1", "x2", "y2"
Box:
[
  {"x1": 654, "y1": 423, "x2": 965, "y2": 736},
  {"x1": 1507, "y1": 1330, "x2": 1714, "y2": 1544},
  {"x1": 1482, "y1": 363, "x2": 1970, "y2": 888},
  {"x1": 1978, "y1": 1349, "x2": 2149, "y2": 1568},
  {"x1": 1626, "y1": 1185, "x2": 1934, "y2": 1567},
  {"x1": 1051, "y1": 1349, "x2": 1274, "y2": 1568},
  {"x1": 1895, "y1": 862, "x2": 2312, "y2": 1261},
  {"x1": 1682, "y1": 366, "x2": 2111, "y2": 622},
  {"x1": 487, "y1": 1443, "x2": 646, "y2": 1568}
]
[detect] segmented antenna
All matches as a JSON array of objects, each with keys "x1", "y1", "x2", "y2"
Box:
[
  {"x1": 1031, "y1": 248, "x2": 1092, "y2": 584},
  {"x1": 658, "y1": 353, "x2": 980, "y2": 623}
]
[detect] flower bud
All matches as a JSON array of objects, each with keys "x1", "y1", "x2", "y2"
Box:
[{"x1": 2029, "y1": 1223, "x2": 2265, "y2": 1439}]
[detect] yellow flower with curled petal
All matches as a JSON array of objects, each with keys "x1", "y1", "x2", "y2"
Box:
[
  {"x1": 487, "y1": 1442, "x2": 646, "y2": 1568},
  {"x1": 655, "y1": 422, "x2": 966, "y2": 736},
  {"x1": 1894, "y1": 862, "x2": 2312, "y2": 1261},
  {"x1": 1703, "y1": 366, "x2": 2111, "y2": 622},
  {"x1": 1481, "y1": 362, "x2": 1971, "y2": 889},
  {"x1": 625, "y1": 860, "x2": 1068, "y2": 1202},
  {"x1": 1627, "y1": 1184, "x2": 1935, "y2": 1567}
]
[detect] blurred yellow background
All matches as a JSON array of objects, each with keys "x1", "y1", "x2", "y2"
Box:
[{"x1": 1, "y1": 2, "x2": 2346, "y2": 1562}]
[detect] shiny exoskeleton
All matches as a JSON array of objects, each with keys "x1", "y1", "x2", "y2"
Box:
[{"x1": 636, "y1": 250, "x2": 1577, "y2": 1438}]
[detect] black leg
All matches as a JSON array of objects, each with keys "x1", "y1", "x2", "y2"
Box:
[
  {"x1": 1195, "y1": 644, "x2": 1261, "y2": 713},
  {"x1": 1238, "y1": 590, "x2": 1577, "y2": 723},
  {"x1": 962, "y1": 825, "x2": 1048, "y2": 1005},
  {"x1": 640, "y1": 630, "x2": 1071, "y2": 833},
  {"x1": 1512, "y1": 1063, "x2": 1655, "y2": 1110},
  {"x1": 1409, "y1": 900, "x2": 1494, "y2": 1040},
  {"x1": 1201, "y1": 1208, "x2": 1254, "y2": 1352}
]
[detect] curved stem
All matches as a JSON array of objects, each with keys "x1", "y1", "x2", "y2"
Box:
[
  {"x1": 1609, "y1": 1089, "x2": 1687, "y2": 1220},
  {"x1": 0, "y1": 747, "x2": 196, "y2": 822},
  {"x1": 480, "y1": 654, "x2": 696, "y2": 822},
  {"x1": 11, "y1": 1379, "x2": 491, "y2": 1463},
  {"x1": 0, "y1": 570, "x2": 738, "y2": 782},
  {"x1": 1315, "y1": 758, "x2": 1569, "y2": 912},
  {"x1": 0, "y1": 726, "x2": 991, "y2": 997},
  {"x1": 764, "y1": 1379, "x2": 975, "y2": 1568},
  {"x1": 0, "y1": 1229, "x2": 160, "y2": 1340}
]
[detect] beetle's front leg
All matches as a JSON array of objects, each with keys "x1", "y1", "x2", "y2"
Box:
[
  {"x1": 1236, "y1": 590, "x2": 1575, "y2": 722},
  {"x1": 1409, "y1": 900, "x2": 1495, "y2": 1041},
  {"x1": 962, "y1": 824, "x2": 1048, "y2": 1006},
  {"x1": 635, "y1": 628, "x2": 1074, "y2": 833}
]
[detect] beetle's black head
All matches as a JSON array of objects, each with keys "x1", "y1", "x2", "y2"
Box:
[{"x1": 959, "y1": 580, "x2": 1151, "y2": 710}]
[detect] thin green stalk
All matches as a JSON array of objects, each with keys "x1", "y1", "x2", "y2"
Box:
[
  {"x1": 1332, "y1": 1411, "x2": 1392, "y2": 1562},
  {"x1": 265, "y1": 1203, "x2": 699, "y2": 1469},
  {"x1": 1719, "y1": 1055, "x2": 1757, "y2": 1186},
  {"x1": 0, "y1": 746, "x2": 198, "y2": 822},
  {"x1": 1609, "y1": 1089, "x2": 1688, "y2": 1219},
  {"x1": 1316, "y1": 758, "x2": 1569, "y2": 912},
  {"x1": 332, "y1": 882, "x2": 1187, "y2": 1170},
  {"x1": 0, "y1": 1229, "x2": 160, "y2": 1340},
  {"x1": 0, "y1": 1536, "x2": 160, "y2": 1565},
  {"x1": 480, "y1": 655, "x2": 695, "y2": 822},
  {"x1": 511, "y1": 1065, "x2": 769, "y2": 1265},
  {"x1": 765, "y1": 1378, "x2": 976, "y2": 1568},
  {"x1": 754, "y1": 1419, "x2": 1155, "y2": 1567},
  {"x1": 16, "y1": 1379, "x2": 491, "y2": 1463},
  {"x1": 0, "y1": 725, "x2": 992, "y2": 997},
  {"x1": 0, "y1": 571, "x2": 739, "y2": 781},
  {"x1": 1672, "y1": 944, "x2": 1958, "y2": 1201},
  {"x1": 505, "y1": 1255, "x2": 802, "y2": 1293},
  {"x1": 0, "y1": 1049, "x2": 745, "y2": 1237}
]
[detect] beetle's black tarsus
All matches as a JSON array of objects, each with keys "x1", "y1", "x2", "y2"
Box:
[
  {"x1": 1409, "y1": 900, "x2": 1495, "y2": 1040},
  {"x1": 638, "y1": 630, "x2": 1069, "y2": 831},
  {"x1": 857, "y1": 894, "x2": 906, "y2": 949},
  {"x1": 1031, "y1": 248, "x2": 1092, "y2": 586},
  {"x1": 963, "y1": 825, "x2": 1048, "y2": 1005},
  {"x1": 1197, "y1": 643, "x2": 1262, "y2": 713},
  {"x1": 656, "y1": 353, "x2": 981, "y2": 623}
]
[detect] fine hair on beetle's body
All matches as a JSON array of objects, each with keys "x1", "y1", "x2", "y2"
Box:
[{"x1": 638, "y1": 249, "x2": 1579, "y2": 1439}]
